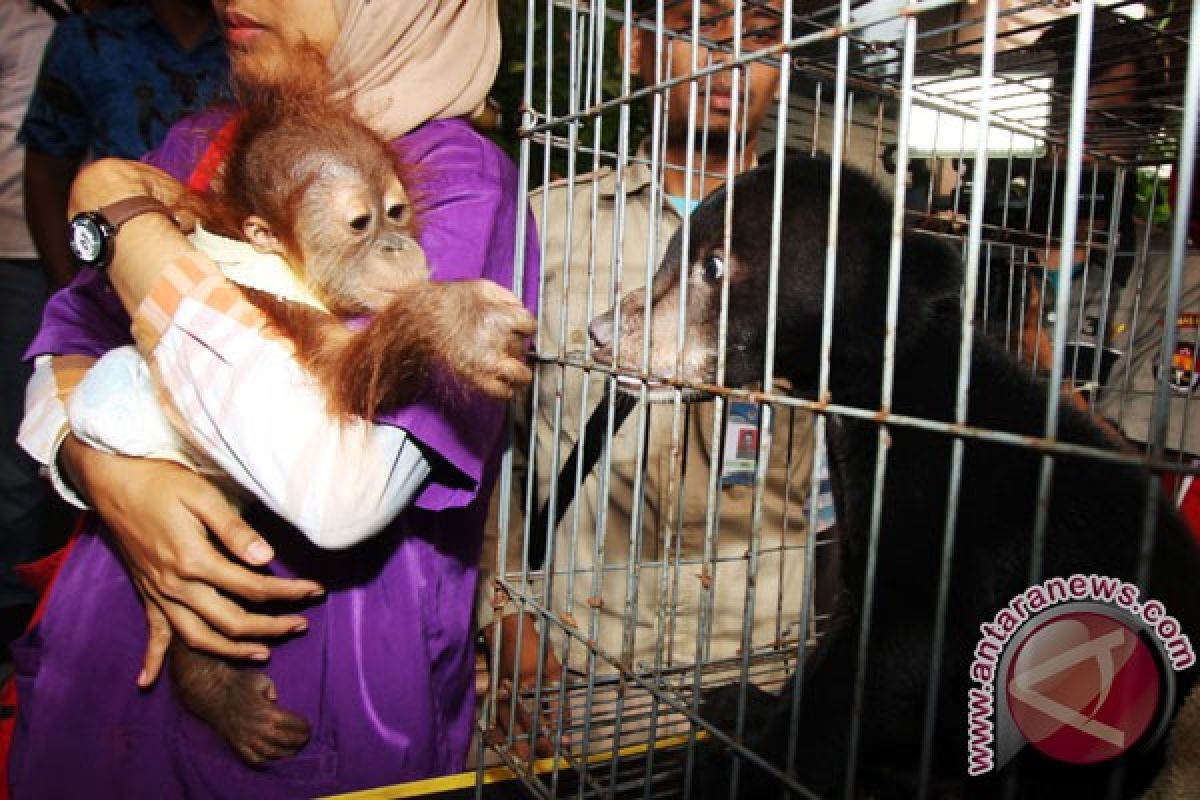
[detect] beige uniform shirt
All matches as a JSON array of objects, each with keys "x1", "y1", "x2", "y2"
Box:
[
  {"x1": 1098, "y1": 238, "x2": 1200, "y2": 457},
  {"x1": 482, "y1": 158, "x2": 821, "y2": 676}
]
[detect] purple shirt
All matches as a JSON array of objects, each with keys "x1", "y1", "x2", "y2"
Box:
[{"x1": 11, "y1": 113, "x2": 539, "y2": 797}]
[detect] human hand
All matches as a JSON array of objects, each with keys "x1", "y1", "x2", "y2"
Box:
[
  {"x1": 482, "y1": 612, "x2": 569, "y2": 759},
  {"x1": 59, "y1": 435, "x2": 324, "y2": 687}
]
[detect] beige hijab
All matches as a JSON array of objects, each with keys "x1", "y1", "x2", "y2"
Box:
[{"x1": 329, "y1": 0, "x2": 500, "y2": 140}]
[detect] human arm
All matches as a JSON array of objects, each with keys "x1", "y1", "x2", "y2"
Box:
[
  {"x1": 23, "y1": 150, "x2": 81, "y2": 290},
  {"x1": 128, "y1": 260, "x2": 436, "y2": 547},
  {"x1": 28, "y1": 159, "x2": 324, "y2": 681},
  {"x1": 91, "y1": 123, "x2": 540, "y2": 531},
  {"x1": 66, "y1": 155, "x2": 525, "y2": 543},
  {"x1": 18, "y1": 349, "x2": 323, "y2": 684},
  {"x1": 481, "y1": 611, "x2": 566, "y2": 760},
  {"x1": 59, "y1": 434, "x2": 320, "y2": 685},
  {"x1": 478, "y1": 522, "x2": 568, "y2": 759},
  {"x1": 54, "y1": 291, "x2": 438, "y2": 548},
  {"x1": 67, "y1": 156, "x2": 194, "y2": 308}
]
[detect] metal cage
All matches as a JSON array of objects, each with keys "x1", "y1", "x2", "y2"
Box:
[{"x1": 477, "y1": 1, "x2": 1200, "y2": 797}]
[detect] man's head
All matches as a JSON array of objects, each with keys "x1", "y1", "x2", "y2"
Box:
[
  {"x1": 1039, "y1": 8, "x2": 1168, "y2": 153},
  {"x1": 624, "y1": 1, "x2": 784, "y2": 154}
]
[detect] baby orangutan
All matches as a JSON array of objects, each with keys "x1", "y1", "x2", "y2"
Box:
[
  {"x1": 186, "y1": 60, "x2": 535, "y2": 417},
  {"x1": 69, "y1": 60, "x2": 535, "y2": 765}
]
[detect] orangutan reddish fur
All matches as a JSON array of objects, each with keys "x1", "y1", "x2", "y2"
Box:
[
  {"x1": 179, "y1": 51, "x2": 532, "y2": 420},
  {"x1": 165, "y1": 53, "x2": 533, "y2": 765}
]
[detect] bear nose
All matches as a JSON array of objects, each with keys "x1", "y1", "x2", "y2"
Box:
[
  {"x1": 589, "y1": 313, "x2": 614, "y2": 349},
  {"x1": 589, "y1": 313, "x2": 614, "y2": 364}
]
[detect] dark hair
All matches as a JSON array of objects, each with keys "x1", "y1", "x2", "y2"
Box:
[{"x1": 1039, "y1": 8, "x2": 1168, "y2": 126}]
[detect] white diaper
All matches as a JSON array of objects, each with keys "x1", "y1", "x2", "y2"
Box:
[{"x1": 67, "y1": 345, "x2": 220, "y2": 476}]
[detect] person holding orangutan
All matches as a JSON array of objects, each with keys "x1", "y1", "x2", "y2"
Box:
[{"x1": 9, "y1": 1, "x2": 539, "y2": 797}]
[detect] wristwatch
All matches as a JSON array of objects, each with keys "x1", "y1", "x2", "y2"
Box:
[{"x1": 68, "y1": 195, "x2": 172, "y2": 269}]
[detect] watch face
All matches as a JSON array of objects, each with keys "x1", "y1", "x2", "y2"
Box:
[{"x1": 69, "y1": 214, "x2": 106, "y2": 266}]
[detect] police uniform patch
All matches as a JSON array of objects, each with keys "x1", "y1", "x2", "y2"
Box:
[{"x1": 1153, "y1": 312, "x2": 1200, "y2": 394}]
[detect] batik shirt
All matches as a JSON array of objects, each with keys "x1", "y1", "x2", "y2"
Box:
[{"x1": 19, "y1": 4, "x2": 228, "y2": 160}]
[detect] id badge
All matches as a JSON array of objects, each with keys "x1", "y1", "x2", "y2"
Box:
[{"x1": 721, "y1": 401, "x2": 763, "y2": 487}]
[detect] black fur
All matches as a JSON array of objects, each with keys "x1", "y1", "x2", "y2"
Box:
[{"x1": 617, "y1": 156, "x2": 1200, "y2": 798}]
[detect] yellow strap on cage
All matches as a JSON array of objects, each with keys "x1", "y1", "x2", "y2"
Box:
[{"x1": 319, "y1": 731, "x2": 707, "y2": 799}]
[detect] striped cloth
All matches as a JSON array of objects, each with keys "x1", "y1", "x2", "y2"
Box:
[{"x1": 20, "y1": 251, "x2": 429, "y2": 549}]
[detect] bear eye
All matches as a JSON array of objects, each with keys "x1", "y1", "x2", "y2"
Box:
[
  {"x1": 349, "y1": 214, "x2": 371, "y2": 232},
  {"x1": 702, "y1": 252, "x2": 725, "y2": 282},
  {"x1": 386, "y1": 204, "x2": 407, "y2": 222}
]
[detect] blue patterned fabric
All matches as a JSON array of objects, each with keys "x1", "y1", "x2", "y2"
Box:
[
  {"x1": 805, "y1": 446, "x2": 837, "y2": 534},
  {"x1": 19, "y1": 5, "x2": 229, "y2": 160}
]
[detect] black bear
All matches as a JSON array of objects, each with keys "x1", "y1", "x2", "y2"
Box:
[{"x1": 588, "y1": 154, "x2": 1200, "y2": 798}]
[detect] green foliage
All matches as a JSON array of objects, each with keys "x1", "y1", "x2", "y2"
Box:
[
  {"x1": 486, "y1": 0, "x2": 648, "y2": 189},
  {"x1": 1136, "y1": 167, "x2": 1173, "y2": 226}
]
